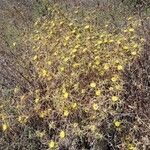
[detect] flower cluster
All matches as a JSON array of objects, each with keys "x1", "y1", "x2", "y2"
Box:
[{"x1": 0, "y1": 4, "x2": 144, "y2": 150}]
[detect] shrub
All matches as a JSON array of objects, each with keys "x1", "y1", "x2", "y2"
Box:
[{"x1": 0, "y1": 2, "x2": 148, "y2": 150}]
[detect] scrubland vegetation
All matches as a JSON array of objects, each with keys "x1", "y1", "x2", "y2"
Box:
[{"x1": 0, "y1": 0, "x2": 150, "y2": 150}]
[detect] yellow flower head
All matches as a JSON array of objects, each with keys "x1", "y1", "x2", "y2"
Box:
[
  {"x1": 84, "y1": 25, "x2": 90, "y2": 30},
  {"x1": 123, "y1": 46, "x2": 129, "y2": 50},
  {"x1": 133, "y1": 44, "x2": 138, "y2": 48},
  {"x1": 36, "y1": 130, "x2": 45, "y2": 138},
  {"x1": 60, "y1": 67, "x2": 65, "y2": 72},
  {"x1": 41, "y1": 69, "x2": 48, "y2": 77},
  {"x1": 131, "y1": 51, "x2": 137, "y2": 56},
  {"x1": 112, "y1": 96, "x2": 119, "y2": 102},
  {"x1": 35, "y1": 98, "x2": 40, "y2": 103},
  {"x1": 47, "y1": 61, "x2": 52, "y2": 65},
  {"x1": 72, "y1": 63, "x2": 80, "y2": 68},
  {"x1": 64, "y1": 92, "x2": 69, "y2": 99},
  {"x1": 71, "y1": 103, "x2": 77, "y2": 109},
  {"x1": 81, "y1": 89, "x2": 86, "y2": 94},
  {"x1": 73, "y1": 122, "x2": 78, "y2": 128},
  {"x1": 90, "y1": 125, "x2": 96, "y2": 131},
  {"x1": 123, "y1": 29, "x2": 128, "y2": 33},
  {"x1": 129, "y1": 28, "x2": 134, "y2": 32},
  {"x1": 93, "y1": 103, "x2": 98, "y2": 110},
  {"x1": 117, "y1": 65, "x2": 123, "y2": 71},
  {"x1": 114, "y1": 121, "x2": 121, "y2": 127},
  {"x1": 111, "y1": 76, "x2": 118, "y2": 82},
  {"x1": 13, "y1": 42, "x2": 16, "y2": 47},
  {"x1": 128, "y1": 143, "x2": 136, "y2": 150},
  {"x1": 104, "y1": 63, "x2": 109, "y2": 70},
  {"x1": 39, "y1": 111, "x2": 46, "y2": 118},
  {"x1": 33, "y1": 55, "x2": 38, "y2": 61},
  {"x1": 18, "y1": 115, "x2": 28, "y2": 124},
  {"x1": 90, "y1": 82, "x2": 96, "y2": 88},
  {"x1": 59, "y1": 21, "x2": 64, "y2": 25},
  {"x1": 95, "y1": 90, "x2": 101, "y2": 96},
  {"x1": 69, "y1": 23, "x2": 73, "y2": 26},
  {"x1": 2, "y1": 123, "x2": 9, "y2": 131},
  {"x1": 48, "y1": 140, "x2": 55, "y2": 148},
  {"x1": 115, "y1": 85, "x2": 122, "y2": 90},
  {"x1": 65, "y1": 36, "x2": 70, "y2": 41},
  {"x1": 59, "y1": 130, "x2": 65, "y2": 138},
  {"x1": 95, "y1": 60, "x2": 100, "y2": 65},
  {"x1": 64, "y1": 110, "x2": 69, "y2": 117},
  {"x1": 97, "y1": 40, "x2": 103, "y2": 45},
  {"x1": 14, "y1": 86, "x2": 20, "y2": 94}
]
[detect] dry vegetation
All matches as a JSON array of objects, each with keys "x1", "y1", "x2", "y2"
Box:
[{"x1": 0, "y1": 0, "x2": 150, "y2": 150}]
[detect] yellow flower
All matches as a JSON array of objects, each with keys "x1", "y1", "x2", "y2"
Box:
[
  {"x1": 39, "y1": 111, "x2": 46, "y2": 118},
  {"x1": 48, "y1": 140, "x2": 55, "y2": 148},
  {"x1": 133, "y1": 44, "x2": 138, "y2": 48},
  {"x1": 2, "y1": 123, "x2": 9, "y2": 131},
  {"x1": 14, "y1": 86, "x2": 20, "y2": 93},
  {"x1": 13, "y1": 42, "x2": 16, "y2": 47},
  {"x1": 72, "y1": 29, "x2": 76, "y2": 34},
  {"x1": 33, "y1": 55, "x2": 37, "y2": 60},
  {"x1": 35, "y1": 98, "x2": 40, "y2": 103},
  {"x1": 74, "y1": 45, "x2": 80, "y2": 49},
  {"x1": 84, "y1": 25, "x2": 90, "y2": 30},
  {"x1": 123, "y1": 46, "x2": 129, "y2": 50},
  {"x1": 114, "y1": 121, "x2": 121, "y2": 127},
  {"x1": 47, "y1": 61, "x2": 52, "y2": 65},
  {"x1": 127, "y1": 17, "x2": 133, "y2": 20},
  {"x1": 36, "y1": 130, "x2": 45, "y2": 138},
  {"x1": 81, "y1": 89, "x2": 86, "y2": 94},
  {"x1": 111, "y1": 76, "x2": 118, "y2": 82},
  {"x1": 90, "y1": 82, "x2": 96, "y2": 88},
  {"x1": 97, "y1": 40, "x2": 103, "y2": 45},
  {"x1": 83, "y1": 48, "x2": 87, "y2": 52},
  {"x1": 64, "y1": 92, "x2": 69, "y2": 99},
  {"x1": 65, "y1": 36, "x2": 70, "y2": 41},
  {"x1": 76, "y1": 34, "x2": 81, "y2": 39},
  {"x1": 109, "y1": 87, "x2": 114, "y2": 91},
  {"x1": 95, "y1": 90, "x2": 101, "y2": 96},
  {"x1": 71, "y1": 103, "x2": 77, "y2": 109},
  {"x1": 64, "y1": 110, "x2": 69, "y2": 117},
  {"x1": 117, "y1": 40, "x2": 121, "y2": 44},
  {"x1": 95, "y1": 60, "x2": 100, "y2": 65},
  {"x1": 18, "y1": 115, "x2": 28, "y2": 124},
  {"x1": 115, "y1": 85, "x2": 122, "y2": 90},
  {"x1": 72, "y1": 48, "x2": 77, "y2": 53},
  {"x1": 63, "y1": 57, "x2": 69, "y2": 62},
  {"x1": 59, "y1": 130, "x2": 65, "y2": 138},
  {"x1": 41, "y1": 69, "x2": 48, "y2": 77},
  {"x1": 69, "y1": 23, "x2": 73, "y2": 26},
  {"x1": 93, "y1": 103, "x2": 98, "y2": 110},
  {"x1": 131, "y1": 51, "x2": 137, "y2": 56},
  {"x1": 73, "y1": 122, "x2": 78, "y2": 128},
  {"x1": 123, "y1": 29, "x2": 128, "y2": 33},
  {"x1": 104, "y1": 63, "x2": 109, "y2": 70},
  {"x1": 112, "y1": 96, "x2": 119, "y2": 102},
  {"x1": 90, "y1": 125, "x2": 96, "y2": 131},
  {"x1": 59, "y1": 21, "x2": 64, "y2": 25},
  {"x1": 115, "y1": 60, "x2": 119, "y2": 64},
  {"x1": 72, "y1": 63, "x2": 80, "y2": 68},
  {"x1": 128, "y1": 143, "x2": 136, "y2": 150},
  {"x1": 129, "y1": 28, "x2": 134, "y2": 32},
  {"x1": 109, "y1": 39, "x2": 114, "y2": 43},
  {"x1": 117, "y1": 65, "x2": 123, "y2": 71},
  {"x1": 99, "y1": 70, "x2": 104, "y2": 76},
  {"x1": 60, "y1": 67, "x2": 65, "y2": 72}
]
